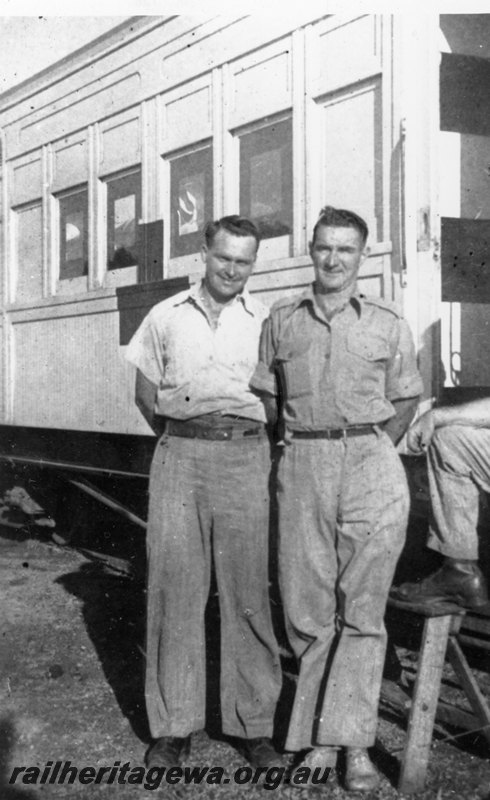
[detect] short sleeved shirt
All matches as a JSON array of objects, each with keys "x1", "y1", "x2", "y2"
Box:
[
  {"x1": 126, "y1": 283, "x2": 269, "y2": 423},
  {"x1": 251, "y1": 285, "x2": 423, "y2": 431}
]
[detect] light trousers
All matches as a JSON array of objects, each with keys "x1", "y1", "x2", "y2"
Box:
[
  {"x1": 277, "y1": 430, "x2": 409, "y2": 750},
  {"x1": 145, "y1": 433, "x2": 282, "y2": 740},
  {"x1": 427, "y1": 425, "x2": 490, "y2": 560}
]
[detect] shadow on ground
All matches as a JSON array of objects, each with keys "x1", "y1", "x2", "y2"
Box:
[
  {"x1": 0, "y1": 717, "x2": 39, "y2": 799},
  {"x1": 56, "y1": 562, "x2": 150, "y2": 743}
]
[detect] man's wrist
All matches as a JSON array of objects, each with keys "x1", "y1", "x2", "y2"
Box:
[{"x1": 431, "y1": 406, "x2": 452, "y2": 428}]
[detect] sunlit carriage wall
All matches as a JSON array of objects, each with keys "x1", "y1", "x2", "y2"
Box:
[{"x1": 0, "y1": 14, "x2": 401, "y2": 435}]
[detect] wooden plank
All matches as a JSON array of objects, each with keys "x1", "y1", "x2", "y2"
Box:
[
  {"x1": 447, "y1": 636, "x2": 490, "y2": 746},
  {"x1": 458, "y1": 634, "x2": 490, "y2": 652},
  {"x1": 381, "y1": 679, "x2": 481, "y2": 735},
  {"x1": 399, "y1": 615, "x2": 452, "y2": 794},
  {"x1": 460, "y1": 615, "x2": 490, "y2": 636}
]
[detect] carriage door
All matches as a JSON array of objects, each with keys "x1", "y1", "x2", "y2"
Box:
[{"x1": 439, "y1": 15, "x2": 490, "y2": 401}]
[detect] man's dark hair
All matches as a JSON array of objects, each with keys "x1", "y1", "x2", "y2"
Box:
[
  {"x1": 204, "y1": 215, "x2": 261, "y2": 250},
  {"x1": 312, "y1": 206, "x2": 369, "y2": 246}
]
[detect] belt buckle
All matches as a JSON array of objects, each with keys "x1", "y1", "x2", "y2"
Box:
[{"x1": 328, "y1": 429, "x2": 346, "y2": 440}]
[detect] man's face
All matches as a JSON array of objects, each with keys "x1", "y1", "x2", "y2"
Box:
[
  {"x1": 310, "y1": 224, "x2": 368, "y2": 295},
  {"x1": 201, "y1": 229, "x2": 258, "y2": 302}
]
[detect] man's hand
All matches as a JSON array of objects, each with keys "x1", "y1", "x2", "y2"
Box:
[
  {"x1": 406, "y1": 410, "x2": 435, "y2": 454},
  {"x1": 261, "y1": 395, "x2": 278, "y2": 426}
]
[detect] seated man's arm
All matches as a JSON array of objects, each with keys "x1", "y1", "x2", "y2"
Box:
[
  {"x1": 135, "y1": 369, "x2": 159, "y2": 433},
  {"x1": 408, "y1": 397, "x2": 490, "y2": 454}
]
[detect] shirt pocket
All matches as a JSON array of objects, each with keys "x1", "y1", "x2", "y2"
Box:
[
  {"x1": 275, "y1": 339, "x2": 312, "y2": 398},
  {"x1": 347, "y1": 329, "x2": 390, "y2": 362}
]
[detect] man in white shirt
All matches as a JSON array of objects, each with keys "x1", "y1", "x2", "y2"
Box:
[{"x1": 126, "y1": 215, "x2": 281, "y2": 770}]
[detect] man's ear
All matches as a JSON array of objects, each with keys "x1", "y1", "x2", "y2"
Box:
[
  {"x1": 308, "y1": 240, "x2": 314, "y2": 257},
  {"x1": 361, "y1": 245, "x2": 370, "y2": 264},
  {"x1": 200, "y1": 243, "x2": 208, "y2": 264}
]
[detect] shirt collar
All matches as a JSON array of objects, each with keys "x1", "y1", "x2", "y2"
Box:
[
  {"x1": 176, "y1": 281, "x2": 257, "y2": 316},
  {"x1": 293, "y1": 284, "x2": 363, "y2": 318}
]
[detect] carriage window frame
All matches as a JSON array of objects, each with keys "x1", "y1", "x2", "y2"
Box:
[
  {"x1": 58, "y1": 186, "x2": 88, "y2": 280},
  {"x1": 106, "y1": 167, "x2": 142, "y2": 271},
  {"x1": 239, "y1": 117, "x2": 293, "y2": 240},
  {"x1": 169, "y1": 143, "x2": 213, "y2": 258}
]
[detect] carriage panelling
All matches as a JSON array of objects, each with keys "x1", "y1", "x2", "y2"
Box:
[{"x1": 0, "y1": 13, "x2": 406, "y2": 439}]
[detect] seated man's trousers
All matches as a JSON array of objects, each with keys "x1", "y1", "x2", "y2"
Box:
[{"x1": 427, "y1": 425, "x2": 490, "y2": 561}]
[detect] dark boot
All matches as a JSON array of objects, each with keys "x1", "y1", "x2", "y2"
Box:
[
  {"x1": 145, "y1": 735, "x2": 191, "y2": 768},
  {"x1": 391, "y1": 560, "x2": 488, "y2": 610}
]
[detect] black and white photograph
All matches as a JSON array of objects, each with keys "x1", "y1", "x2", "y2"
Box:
[{"x1": 1, "y1": 3, "x2": 490, "y2": 799}]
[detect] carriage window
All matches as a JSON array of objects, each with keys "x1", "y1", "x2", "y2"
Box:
[
  {"x1": 59, "y1": 188, "x2": 88, "y2": 280},
  {"x1": 170, "y1": 145, "x2": 213, "y2": 257},
  {"x1": 107, "y1": 169, "x2": 141, "y2": 270},
  {"x1": 239, "y1": 118, "x2": 292, "y2": 239}
]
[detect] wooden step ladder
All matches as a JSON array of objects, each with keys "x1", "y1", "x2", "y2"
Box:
[{"x1": 383, "y1": 597, "x2": 490, "y2": 794}]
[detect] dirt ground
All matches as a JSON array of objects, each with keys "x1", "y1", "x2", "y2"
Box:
[{"x1": 1, "y1": 490, "x2": 490, "y2": 800}]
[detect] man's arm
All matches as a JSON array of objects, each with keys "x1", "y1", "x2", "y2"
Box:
[
  {"x1": 382, "y1": 396, "x2": 419, "y2": 446},
  {"x1": 250, "y1": 316, "x2": 279, "y2": 426},
  {"x1": 135, "y1": 369, "x2": 159, "y2": 433},
  {"x1": 407, "y1": 397, "x2": 490, "y2": 453}
]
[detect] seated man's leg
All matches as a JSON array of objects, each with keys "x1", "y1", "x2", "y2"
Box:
[{"x1": 392, "y1": 425, "x2": 490, "y2": 608}]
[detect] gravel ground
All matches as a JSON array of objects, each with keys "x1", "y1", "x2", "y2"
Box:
[{"x1": 1, "y1": 514, "x2": 490, "y2": 800}]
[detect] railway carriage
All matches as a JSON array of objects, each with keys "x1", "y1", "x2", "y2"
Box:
[{"x1": 0, "y1": 13, "x2": 487, "y2": 527}]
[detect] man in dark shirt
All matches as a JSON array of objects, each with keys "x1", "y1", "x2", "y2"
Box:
[{"x1": 252, "y1": 206, "x2": 423, "y2": 792}]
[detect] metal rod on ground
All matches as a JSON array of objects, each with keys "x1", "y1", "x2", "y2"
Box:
[{"x1": 68, "y1": 478, "x2": 147, "y2": 530}]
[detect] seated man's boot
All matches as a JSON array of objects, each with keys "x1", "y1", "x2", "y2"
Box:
[
  {"x1": 391, "y1": 559, "x2": 488, "y2": 610},
  {"x1": 145, "y1": 735, "x2": 191, "y2": 768},
  {"x1": 345, "y1": 748, "x2": 380, "y2": 792}
]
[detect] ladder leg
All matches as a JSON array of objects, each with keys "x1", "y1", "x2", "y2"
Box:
[
  {"x1": 399, "y1": 615, "x2": 452, "y2": 794},
  {"x1": 447, "y1": 636, "x2": 490, "y2": 746}
]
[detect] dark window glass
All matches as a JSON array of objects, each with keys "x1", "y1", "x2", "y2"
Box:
[
  {"x1": 239, "y1": 118, "x2": 292, "y2": 239},
  {"x1": 107, "y1": 169, "x2": 141, "y2": 270},
  {"x1": 59, "y1": 188, "x2": 88, "y2": 280},
  {"x1": 170, "y1": 145, "x2": 213, "y2": 257}
]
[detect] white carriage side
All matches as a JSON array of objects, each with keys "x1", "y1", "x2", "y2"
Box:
[
  {"x1": 0, "y1": 13, "x2": 488, "y2": 466},
  {"x1": 0, "y1": 14, "x2": 413, "y2": 445}
]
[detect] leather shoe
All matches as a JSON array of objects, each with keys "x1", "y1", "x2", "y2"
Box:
[
  {"x1": 301, "y1": 746, "x2": 337, "y2": 769},
  {"x1": 391, "y1": 560, "x2": 489, "y2": 610},
  {"x1": 145, "y1": 735, "x2": 191, "y2": 768},
  {"x1": 345, "y1": 748, "x2": 379, "y2": 792},
  {"x1": 242, "y1": 737, "x2": 280, "y2": 768},
  {"x1": 291, "y1": 747, "x2": 337, "y2": 786}
]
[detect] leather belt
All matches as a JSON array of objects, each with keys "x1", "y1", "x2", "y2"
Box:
[
  {"x1": 166, "y1": 419, "x2": 264, "y2": 441},
  {"x1": 291, "y1": 425, "x2": 376, "y2": 440}
]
